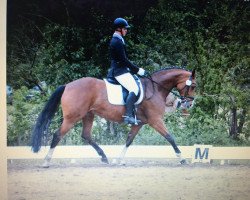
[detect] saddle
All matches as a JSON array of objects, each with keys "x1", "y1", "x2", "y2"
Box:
[{"x1": 104, "y1": 75, "x2": 144, "y2": 105}]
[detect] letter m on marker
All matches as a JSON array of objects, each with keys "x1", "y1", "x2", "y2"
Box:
[
  {"x1": 192, "y1": 145, "x2": 212, "y2": 163},
  {"x1": 195, "y1": 148, "x2": 209, "y2": 159}
]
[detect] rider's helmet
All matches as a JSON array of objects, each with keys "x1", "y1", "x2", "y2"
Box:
[{"x1": 113, "y1": 18, "x2": 130, "y2": 29}]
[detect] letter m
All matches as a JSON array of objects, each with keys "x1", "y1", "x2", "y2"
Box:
[
  {"x1": 195, "y1": 148, "x2": 209, "y2": 159},
  {"x1": 192, "y1": 145, "x2": 212, "y2": 163}
]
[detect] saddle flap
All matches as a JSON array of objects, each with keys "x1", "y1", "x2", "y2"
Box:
[{"x1": 104, "y1": 77, "x2": 144, "y2": 106}]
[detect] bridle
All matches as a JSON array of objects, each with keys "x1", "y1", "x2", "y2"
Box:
[
  {"x1": 177, "y1": 78, "x2": 196, "y2": 108},
  {"x1": 178, "y1": 76, "x2": 196, "y2": 100},
  {"x1": 144, "y1": 74, "x2": 196, "y2": 106}
]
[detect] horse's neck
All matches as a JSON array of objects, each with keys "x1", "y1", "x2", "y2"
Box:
[
  {"x1": 151, "y1": 69, "x2": 187, "y2": 98},
  {"x1": 154, "y1": 69, "x2": 187, "y2": 86}
]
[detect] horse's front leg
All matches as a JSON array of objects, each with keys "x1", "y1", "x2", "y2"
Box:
[
  {"x1": 149, "y1": 118, "x2": 186, "y2": 164},
  {"x1": 82, "y1": 113, "x2": 109, "y2": 164},
  {"x1": 113, "y1": 125, "x2": 143, "y2": 165}
]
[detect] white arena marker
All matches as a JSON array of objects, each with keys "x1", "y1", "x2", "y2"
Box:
[{"x1": 192, "y1": 145, "x2": 213, "y2": 164}]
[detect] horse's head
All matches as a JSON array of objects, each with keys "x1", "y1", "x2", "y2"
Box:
[
  {"x1": 175, "y1": 70, "x2": 196, "y2": 109},
  {"x1": 148, "y1": 67, "x2": 197, "y2": 111}
]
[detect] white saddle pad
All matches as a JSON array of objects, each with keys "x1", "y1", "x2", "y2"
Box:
[{"x1": 104, "y1": 79, "x2": 144, "y2": 105}]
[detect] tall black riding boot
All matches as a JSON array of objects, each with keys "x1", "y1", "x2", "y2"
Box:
[{"x1": 123, "y1": 92, "x2": 138, "y2": 125}]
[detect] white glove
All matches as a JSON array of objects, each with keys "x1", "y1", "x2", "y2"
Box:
[{"x1": 137, "y1": 68, "x2": 145, "y2": 76}]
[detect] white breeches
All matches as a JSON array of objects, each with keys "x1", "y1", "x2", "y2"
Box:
[{"x1": 115, "y1": 73, "x2": 139, "y2": 96}]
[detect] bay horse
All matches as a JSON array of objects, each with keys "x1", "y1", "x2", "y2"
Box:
[{"x1": 31, "y1": 67, "x2": 196, "y2": 167}]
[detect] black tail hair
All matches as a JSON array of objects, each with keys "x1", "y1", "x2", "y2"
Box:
[{"x1": 31, "y1": 85, "x2": 65, "y2": 152}]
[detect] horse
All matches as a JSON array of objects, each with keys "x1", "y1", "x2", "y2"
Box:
[{"x1": 31, "y1": 67, "x2": 196, "y2": 167}]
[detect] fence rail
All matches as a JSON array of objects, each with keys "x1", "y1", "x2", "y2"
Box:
[{"x1": 7, "y1": 145, "x2": 250, "y2": 162}]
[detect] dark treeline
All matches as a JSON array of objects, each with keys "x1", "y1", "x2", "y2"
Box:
[{"x1": 7, "y1": 0, "x2": 249, "y2": 146}]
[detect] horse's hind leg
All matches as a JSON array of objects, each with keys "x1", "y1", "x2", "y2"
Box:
[
  {"x1": 42, "y1": 119, "x2": 74, "y2": 168},
  {"x1": 81, "y1": 112, "x2": 109, "y2": 164}
]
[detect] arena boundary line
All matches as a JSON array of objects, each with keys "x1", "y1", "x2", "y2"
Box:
[{"x1": 6, "y1": 146, "x2": 250, "y2": 161}]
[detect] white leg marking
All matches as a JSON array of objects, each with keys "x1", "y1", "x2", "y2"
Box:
[
  {"x1": 42, "y1": 148, "x2": 55, "y2": 168},
  {"x1": 176, "y1": 153, "x2": 187, "y2": 164},
  {"x1": 118, "y1": 146, "x2": 128, "y2": 165},
  {"x1": 112, "y1": 146, "x2": 128, "y2": 165}
]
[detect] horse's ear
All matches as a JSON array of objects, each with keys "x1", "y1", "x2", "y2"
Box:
[{"x1": 191, "y1": 70, "x2": 196, "y2": 79}]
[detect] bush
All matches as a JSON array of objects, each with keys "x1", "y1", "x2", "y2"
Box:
[
  {"x1": 164, "y1": 109, "x2": 250, "y2": 146},
  {"x1": 7, "y1": 87, "x2": 44, "y2": 145}
]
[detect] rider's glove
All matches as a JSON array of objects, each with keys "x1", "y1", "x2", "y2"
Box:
[{"x1": 137, "y1": 68, "x2": 146, "y2": 76}]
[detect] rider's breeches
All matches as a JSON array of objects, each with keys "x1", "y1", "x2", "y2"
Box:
[{"x1": 115, "y1": 73, "x2": 139, "y2": 96}]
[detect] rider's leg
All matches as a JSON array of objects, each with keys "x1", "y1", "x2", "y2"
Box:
[
  {"x1": 115, "y1": 73, "x2": 139, "y2": 96},
  {"x1": 123, "y1": 92, "x2": 138, "y2": 124},
  {"x1": 115, "y1": 73, "x2": 139, "y2": 124}
]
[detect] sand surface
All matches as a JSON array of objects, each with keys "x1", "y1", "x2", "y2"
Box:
[{"x1": 8, "y1": 159, "x2": 250, "y2": 200}]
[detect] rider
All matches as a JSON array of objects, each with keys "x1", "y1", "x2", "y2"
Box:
[{"x1": 107, "y1": 17, "x2": 146, "y2": 125}]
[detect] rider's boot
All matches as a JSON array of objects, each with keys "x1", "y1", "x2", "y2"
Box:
[{"x1": 123, "y1": 92, "x2": 139, "y2": 125}]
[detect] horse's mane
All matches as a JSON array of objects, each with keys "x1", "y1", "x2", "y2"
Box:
[{"x1": 152, "y1": 66, "x2": 191, "y2": 74}]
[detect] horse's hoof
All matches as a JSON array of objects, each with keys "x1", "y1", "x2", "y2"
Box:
[
  {"x1": 101, "y1": 157, "x2": 109, "y2": 164},
  {"x1": 112, "y1": 159, "x2": 118, "y2": 165},
  {"x1": 119, "y1": 160, "x2": 126, "y2": 166},
  {"x1": 180, "y1": 159, "x2": 186, "y2": 165},
  {"x1": 42, "y1": 161, "x2": 50, "y2": 168}
]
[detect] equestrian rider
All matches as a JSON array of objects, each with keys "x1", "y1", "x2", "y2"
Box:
[{"x1": 107, "y1": 17, "x2": 146, "y2": 125}]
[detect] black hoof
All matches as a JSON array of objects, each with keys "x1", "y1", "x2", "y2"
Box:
[
  {"x1": 180, "y1": 159, "x2": 186, "y2": 165},
  {"x1": 101, "y1": 157, "x2": 109, "y2": 164}
]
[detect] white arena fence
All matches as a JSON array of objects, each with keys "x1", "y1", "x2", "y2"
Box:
[{"x1": 7, "y1": 145, "x2": 250, "y2": 163}]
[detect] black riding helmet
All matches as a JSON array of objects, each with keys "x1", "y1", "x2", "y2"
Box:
[{"x1": 113, "y1": 18, "x2": 130, "y2": 29}]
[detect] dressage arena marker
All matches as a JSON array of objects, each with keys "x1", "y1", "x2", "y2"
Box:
[
  {"x1": 192, "y1": 145, "x2": 213, "y2": 163},
  {"x1": 6, "y1": 145, "x2": 250, "y2": 163}
]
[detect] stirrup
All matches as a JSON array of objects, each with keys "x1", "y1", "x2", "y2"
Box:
[{"x1": 123, "y1": 116, "x2": 141, "y2": 125}]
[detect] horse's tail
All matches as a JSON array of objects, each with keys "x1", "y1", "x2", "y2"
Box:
[{"x1": 31, "y1": 85, "x2": 65, "y2": 152}]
